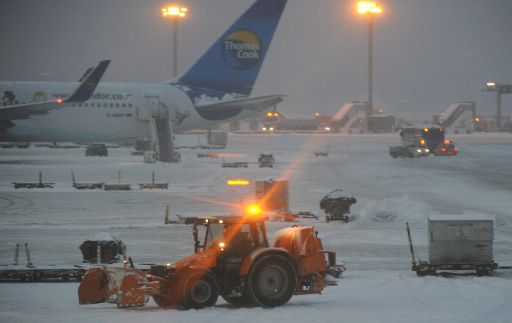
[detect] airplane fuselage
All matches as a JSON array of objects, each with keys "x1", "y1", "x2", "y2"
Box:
[{"x1": 0, "y1": 81, "x2": 256, "y2": 142}]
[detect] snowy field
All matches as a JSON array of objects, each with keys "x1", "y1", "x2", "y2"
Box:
[{"x1": 1, "y1": 132, "x2": 512, "y2": 323}]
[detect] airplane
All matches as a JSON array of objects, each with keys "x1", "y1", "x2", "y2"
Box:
[{"x1": 0, "y1": 0, "x2": 287, "y2": 145}]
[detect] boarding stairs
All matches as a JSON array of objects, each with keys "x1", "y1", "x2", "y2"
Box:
[
  {"x1": 439, "y1": 102, "x2": 476, "y2": 134},
  {"x1": 148, "y1": 101, "x2": 178, "y2": 163},
  {"x1": 331, "y1": 101, "x2": 369, "y2": 133}
]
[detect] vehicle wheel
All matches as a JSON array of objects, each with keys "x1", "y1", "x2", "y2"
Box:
[
  {"x1": 247, "y1": 254, "x2": 296, "y2": 308},
  {"x1": 182, "y1": 271, "x2": 219, "y2": 309}
]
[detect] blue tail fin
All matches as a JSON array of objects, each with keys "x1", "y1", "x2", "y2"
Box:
[{"x1": 177, "y1": 0, "x2": 287, "y2": 97}]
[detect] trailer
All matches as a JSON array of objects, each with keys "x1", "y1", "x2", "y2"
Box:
[
  {"x1": 138, "y1": 171, "x2": 168, "y2": 189},
  {"x1": 12, "y1": 171, "x2": 54, "y2": 189},
  {"x1": 406, "y1": 216, "x2": 499, "y2": 276},
  {"x1": 71, "y1": 171, "x2": 104, "y2": 190},
  {"x1": 221, "y1": 161, "x2": 249, "y2": 168}
]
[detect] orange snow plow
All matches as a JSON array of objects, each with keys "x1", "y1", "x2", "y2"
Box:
[{"x1": 78, "y1": 214, "x2": 343, "y2": 309}]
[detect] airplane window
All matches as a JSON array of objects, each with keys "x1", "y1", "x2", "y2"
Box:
[
  {"x1": 90, "y1": 103, "x2": 95, "y2": 107},
  {"x1": 128, "y1": 104, "x2": 132, "y2": 108},
  {"x1": 78, "y1": 104, "x2": 82, "y2": 107},
  {"x1": 109, "y1": 103, "x2": 113, "y2": 108},
  {"x1": 122, "y1": 103, "x2": 126, "y2": 108},
  {"x1": 115, "y1": 103, "x2": 119, "y2": 108},
  {"x1": 104, "y1": 103, "x2": 107, "y2": 108},
  {"x1": 84, "y1": 103, "x2": 88, "y2": 107}
]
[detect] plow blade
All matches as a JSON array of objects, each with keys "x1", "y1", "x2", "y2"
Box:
[{"x1": 78, "y1": 267, "x2": 161, "y2": 308}]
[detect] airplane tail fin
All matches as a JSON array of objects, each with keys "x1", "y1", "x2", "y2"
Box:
[{"x1": 177, "y1": 0, "x2": 287, "y2": 98}]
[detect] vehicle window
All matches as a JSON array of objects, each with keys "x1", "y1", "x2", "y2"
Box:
[{"x1": 205, "y1": 223, "x2": 224, "y2": 247}]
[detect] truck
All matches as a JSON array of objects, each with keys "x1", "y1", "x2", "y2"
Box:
[{"x1": 389, "y1": 127, "x2": 445, "y2": 158}]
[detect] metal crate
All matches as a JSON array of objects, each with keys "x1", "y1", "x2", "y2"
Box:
[{"x1": 428, "y1": 215, "x2": 494, "y2": 265}]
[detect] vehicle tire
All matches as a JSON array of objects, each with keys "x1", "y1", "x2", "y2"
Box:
[
  {"x1": 182, "y1": 271, "x2": 219, "y2": 309},
  {"x1": 247, "y1": 254, "x2": 296, "y2": 308}
]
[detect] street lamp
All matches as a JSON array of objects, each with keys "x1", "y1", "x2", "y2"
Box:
[
  {"x1": 483, "y1": 81, "x2": 512, "y2": 131},
  {"x1": 162, "y1": 5, "x2": 188, "y2": 78},
  {"x1": 357, "y1": 1, "x2": 382, "y2": 116}
]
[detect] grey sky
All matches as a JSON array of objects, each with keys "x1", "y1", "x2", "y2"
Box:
[{"x1": 1, "y1": 0, "x2": 511, "y2": 120}]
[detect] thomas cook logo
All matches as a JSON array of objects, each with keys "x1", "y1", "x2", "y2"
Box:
[{"x1": 222, "y1": 29, "x2": 261, "y2": 70}]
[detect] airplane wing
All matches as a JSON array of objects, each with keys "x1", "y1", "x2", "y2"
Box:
[
  {"x1": 0, "y1": 60, "x2": 110, "y2": 120},
  {"x1": 194, "y1": 95, "x2": 284, "y2": 120}
]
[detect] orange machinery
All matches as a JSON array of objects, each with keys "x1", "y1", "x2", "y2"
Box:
[{"x1": 78, "y1": 214, "x2": 342, "y2": 309}]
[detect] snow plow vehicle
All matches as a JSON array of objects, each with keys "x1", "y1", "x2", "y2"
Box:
[{"x1": 78, "y1": 212, "x2": 342, "y2": 309}]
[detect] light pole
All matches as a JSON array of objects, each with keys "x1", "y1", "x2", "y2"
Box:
[
  {"x1": 483, "y1": 82, "x2": 512, "y2": 131},
  {"x1": 357, "y1": 1, "x2": 382, "y2": 116},
  {"x1": 162, "y1": 6, "x2": 188, "y2": 78}
]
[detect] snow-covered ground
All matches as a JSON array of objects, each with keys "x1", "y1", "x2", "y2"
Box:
[{"x1": 1, "y1": 133, "x2": 512, "y2": 323}]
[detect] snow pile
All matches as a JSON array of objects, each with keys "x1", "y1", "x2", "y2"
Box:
[{"x1": 357, "y1": 195, "x2": 433, "y2": 224}]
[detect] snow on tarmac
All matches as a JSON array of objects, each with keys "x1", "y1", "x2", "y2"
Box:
[{"x1": 1, "y1": 133, "x2": 512, "y2": 323}]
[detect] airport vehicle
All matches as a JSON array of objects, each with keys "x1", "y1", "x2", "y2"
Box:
[
  {"x1": 258, "y1": 154, "x2": 275, "y2": 167},
  {"x1": 85, "y1": 143, "x2": 107, "y2": 157},
  {"x1": 78, "y1": 212, "x2": 341, "y2": 309},
  {"x1": 319, "y1": 189, "x2": 357, "y2": 223},
  {"x1": 0, "y1": 0, "x2": 286, "y2": 144},
  {"x1": 433, "y1": 139, "x2": 458, "y2": 156},
  {"x1": 389, "y1": 126, "x2": 445, "y2": 158}
]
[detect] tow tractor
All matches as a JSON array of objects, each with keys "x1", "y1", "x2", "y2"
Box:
[{"x1": 78, "y1": 207, "x2": 343, "y2": 309}]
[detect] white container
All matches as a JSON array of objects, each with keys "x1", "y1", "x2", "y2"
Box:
[{"x1": 428, "y1": 215, "x2": 494, "y2": 265}]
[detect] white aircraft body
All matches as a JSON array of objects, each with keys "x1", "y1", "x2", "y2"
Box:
[{"x1": 0, "y1": 0, "x2": 287, "y2": 142}]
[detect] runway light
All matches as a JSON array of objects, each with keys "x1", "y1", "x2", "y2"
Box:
[{"x1": 227, "y1": 179, "x2": 250, "y2": 186}]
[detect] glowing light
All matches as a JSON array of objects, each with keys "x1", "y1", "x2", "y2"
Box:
[
  {"x1": 357, "y1": 1, "x2": 383, "y2": 14},
  {"x1": 267, "y1": 112, "x2": 273, "y2": 117},
  {"x1": 315, "y1": 112, "x2": 320, "y2": 117},
  {"x1": 218, "y1": 241, "x2": 225, "y2": 250},
  {"x1": 262, "y1": 127, "x2": 267, "y2": 131},
  {"x1": 486, "y1": 82, "x2": 496, "y2": 88},
  {"x1": 227, "y1": 179, "x2": 251, "y2": 186},
  {"x1": 56, "y1": 98, "x2": 63, "y2": 104},
  {"x1": 420, "y1": 139, "x2": 426, "y2": 145},
  {"x1": 219, "y1": 220, "x2": 223, "y2": 224},
  {"x1": 247, "y1": 204, "x2": 262, "y2": 216},
  {"x1": 162, "y1": 6, "x2": 188, "y2": 18},
  {"x1": 423, "y1": 128, "x2": 429, "y2": 133},
  {"x1": 269, "y1": 127, "x2": 274, "y2": 131},
  {"x1": 475, "y1": 117, "x2": 480, "y2": 123},
  {"x1": 273, "y1": 112, "x2": 279, "y2": 117},
  {"x1": 325, "y1": 127, "x2": 331, "y2": 131}
]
